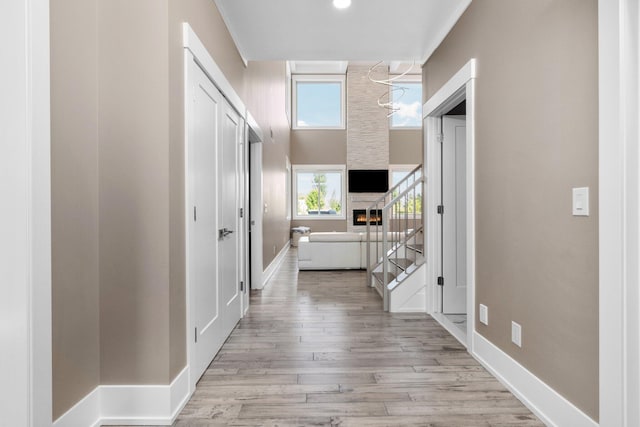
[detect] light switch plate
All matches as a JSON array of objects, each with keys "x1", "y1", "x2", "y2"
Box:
[
  {"x1": 479, "y1": 304, "x2": 488, "y2": 325},
  {"x1": 512, "y1": 321, "x2": 522, "y2": 347},
  {"x1": 572, "y1": 187, "x2": 589, "y2": 216}
]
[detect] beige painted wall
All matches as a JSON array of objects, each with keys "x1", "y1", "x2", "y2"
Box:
[
  {"x1": 291, "y1": 130, "x2": 347, "y2": 165},
  {"x1": 50, "y1": 0, "x2": 101, "y2": 418},
  {"x1": 244, "y1": 62, "x2": 292, "y2": 268},
  {"x1": 390, "y1": 129, "x2": 422, "y2": 164},
  {"x1": 51, "y1": 0, "x2": 292, "y2": 417},
  {"x1": 290, "y1": 130, "x2": 348, "y2": 232},
  {"x1": 422, "y1": 0, "x2": 599, "y2": 419},
  {"x1": 98, "y1": 0, "x2": 172, "y2": 385}
]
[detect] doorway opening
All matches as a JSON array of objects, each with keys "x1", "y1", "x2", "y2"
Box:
[
  {"x1": 440, "y1": 111, "x2": 467, "y2": 336},
  {"x1": 423, "y1": 59, "x2": 476, "y2": 350}
]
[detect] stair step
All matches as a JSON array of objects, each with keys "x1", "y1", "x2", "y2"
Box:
[
  {"x1": 389, "y1": 257, "x2": 413, "y2": 270},
  {"x1": 406, "y1": 244, "x2": 424, "y2": 254},
  {"x1": 372, "y1": 271, "x2": 396, "y2": 285}
]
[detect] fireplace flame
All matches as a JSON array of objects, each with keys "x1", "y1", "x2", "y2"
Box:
[{"x1": 353, "y1": 209, "x2": 383, "y2": 226}]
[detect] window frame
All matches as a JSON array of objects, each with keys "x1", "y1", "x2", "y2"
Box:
[
  {"x1": 389, "y1": 164, "x2": 420, "y2": 185},
  {"x1": 292, "y1": 164, "x2": 347, "y2": 220},
  {"x1": 389, "y1": 76, "x2": 423, "y2": 130},
  {"x1": 292, "y1": 75, "x2": 346, "y2": 130},
  {"x1": 389, "y1": 164, "x2": 423, "y2": 217},
  {"x1": 285, "y1": 156, "x2": 291, "y2": 220}
]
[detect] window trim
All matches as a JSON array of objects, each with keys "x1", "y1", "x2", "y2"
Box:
[
  {"x1": 292, "y1": 164, "x2": 347, "y2": 220},
  {"x1": 292, "y1": 75, "x2": 346, "y2": 130},
  {"x1": 389, "y1": 164, "x2": 422, "y2": 217},
  {"x1": 389, "y1": 164, "x2": 420, "y2": 184},
  {"x1": 389, "y1": 76, "x2": 422, "y2": 130},
  {"x1": 285, "y1": 156, "x2": 291, "y2": 220}
]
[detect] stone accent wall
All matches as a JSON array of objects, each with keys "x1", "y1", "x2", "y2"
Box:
[{"x1": 346, "y1": 64, "x2": 390, "y2": 231}]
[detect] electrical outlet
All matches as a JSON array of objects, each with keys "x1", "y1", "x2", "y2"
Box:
[
  {"x1": 479, "y1": 304, "x2": 488, "y2": 325},
  {"x1": 511, "y1": 321, "x2": 522, "y2": 347}
]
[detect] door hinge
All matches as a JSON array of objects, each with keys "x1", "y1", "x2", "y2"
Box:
[
  {"x1": 194, "y1": 327, "x2": 198, "y2": 343},
  {"x1": 239, "y1": 208, "x2": 244, "y2": 218},
  {"x1": 194, "y1": 206, "x2": 197, "y2": 221},
  {"x1": 437, "y1": 205, "x2": 444, "y2": 215},
  {"x1": 438, "y1": 133, "x2": 444, "y2": 143},
  {"x1": 240, "y1": 281, "x2": 244, "y2": 291},
  {"x1": 437, "y1": 276, "x2": 444, "y2": 286}
]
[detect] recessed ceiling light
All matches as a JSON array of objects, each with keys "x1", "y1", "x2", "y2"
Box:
[{"x1": 333, "y1": 0, "x2": 351, "y2": 9}]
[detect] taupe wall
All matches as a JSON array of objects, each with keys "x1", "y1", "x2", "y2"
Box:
[
  {"x1": 98, "y1": 0, "x2": 172, "y2": 386},
  {"x1": 422, "y1": 0, "x2": 599, "y2": 419},
  {"x1": 290, "y1": 130, "x2": 348, "y2": 232},
  {"x1": 244, "y1": 62, "x2": 292, "y2": 267},
  {"x1": 51, "y1": 0, "x2": 100, "y2": 417},
  {"x1": 51, "y1": 0, "x2": 292, "y2": 418},
  {"x1": 390, "y1": 130, "x2": 422, "y2": 164},
  {"x1": 291, "y1": 130, "x2": 347, "y2": 165}
]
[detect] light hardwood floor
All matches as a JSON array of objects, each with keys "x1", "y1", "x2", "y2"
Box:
[{"x1": 170, "y1": 249, "x2": 543, "y2": 426}]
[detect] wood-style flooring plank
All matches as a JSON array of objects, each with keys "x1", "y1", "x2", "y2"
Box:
[{"x1": 122, "y1": 249, "x2": 543, "y2": 427}]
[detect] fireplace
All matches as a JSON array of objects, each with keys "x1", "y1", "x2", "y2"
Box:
[{"x1": 353, "y1": 209, "x2": 383, "y2": 226}]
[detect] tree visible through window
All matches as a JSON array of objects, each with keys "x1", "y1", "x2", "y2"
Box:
[
  {"x1": 391, "y1": 168, "x2": 422, "y2": 214},
  {"x1": 293, "y1": 167, "x2": 345, "y2": 218}
]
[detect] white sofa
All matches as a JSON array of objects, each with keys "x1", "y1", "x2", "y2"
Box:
[{"x1": 297, "y1": 231, "x2": 396, "y2": 270}]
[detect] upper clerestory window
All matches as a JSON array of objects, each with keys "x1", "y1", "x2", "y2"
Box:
[
  {"x1": 390, "y1": 80, "x2": 422, "y2": 129},
  {"x1": 292, "y1": 75, "x2": 346, "y2": 130}
]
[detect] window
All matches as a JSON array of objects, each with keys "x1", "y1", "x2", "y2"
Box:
[
  {"x1": 390, "y1": 80, "x2": 422, "y2": 128},
  {"x1": 292, "y1": 75, "x2": 345, "y2": 129},
  {"x1": 292, "y1": 165, "x2": 346, "y2": 219},
  {"x1": 285, "y1": 156, "x2": 291, "y2": 220},
  {"x1": 390, "y1": 165, "x2": 422, "y2": 215}
]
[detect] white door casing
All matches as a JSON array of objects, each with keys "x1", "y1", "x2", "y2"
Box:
[
  {"x1": 1, "y1": 0, "x2": 52, "y2": 424},
  {"x1": 423, "y1": 59, "x2": 476, "y2": 349},
  {"x1": 442, "y1": 116, "x2": 467, "y2": 314}
]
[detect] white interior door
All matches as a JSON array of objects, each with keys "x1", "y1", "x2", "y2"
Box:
[
  {"x1": 218, "y1": 100, "x2": 243, "y2": 336},
  {"x1": 442, "y1": 116, "x2": 467, "y2": 314},
  {"x1": 188, "y1": 60, "x2": 227, "y2": 385}
]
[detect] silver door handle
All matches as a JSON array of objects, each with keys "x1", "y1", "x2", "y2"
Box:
[{"x1": 218, "y1": 228, "x2": 234, "y2": 239}]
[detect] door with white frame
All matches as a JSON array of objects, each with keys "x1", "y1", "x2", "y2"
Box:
[
  {"x1": 218, "y1": 99, "x2": 243, "y2": 336},
  {"x1": 188, "y1": 59, "x2": 228, "y2": 386},
  {"x1": 441, "y1": 115, "x2": 467, "y2": 314}
]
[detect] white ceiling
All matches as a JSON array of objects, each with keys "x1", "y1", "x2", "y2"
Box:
[{"x1": 214, "y1": 0, "x2": 472, "y2": 63}]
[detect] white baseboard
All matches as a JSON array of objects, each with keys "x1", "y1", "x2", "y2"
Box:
[
  {"x1": 261, "y1": 241, "x2": 290, "y2": 288},
  {"x1": 53, "y1": 386, "x2": 101, "y2": 427},
  {"x1": 54, "y1": 367, "x2": 191, "y2": 427},
  {"x1": 472, "y1": 332, "x2": 597, "y2": 427}
]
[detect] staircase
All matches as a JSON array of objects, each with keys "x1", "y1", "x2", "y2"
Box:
[{"x1": 366, "y1": 165, "x2": 426, "y2": 311}]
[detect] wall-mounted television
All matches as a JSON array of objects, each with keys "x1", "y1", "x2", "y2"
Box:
[{"x1": 348, "y1": 169, "x2": 389, "y2": 193}]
